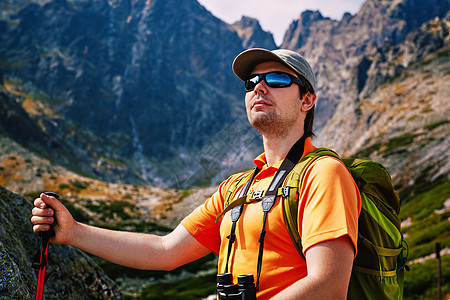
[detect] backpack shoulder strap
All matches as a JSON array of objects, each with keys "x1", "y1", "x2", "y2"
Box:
[
  {"x1": 282, "y1": 147, "x2": 340, "y2": 258},
  {"x1": 223, "y1": 169, "x2": 255, "y2": 210}
]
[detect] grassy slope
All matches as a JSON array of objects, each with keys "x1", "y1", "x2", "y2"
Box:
[{"x1": 400, "y1": 181, "x2": 450, "y2": 299}]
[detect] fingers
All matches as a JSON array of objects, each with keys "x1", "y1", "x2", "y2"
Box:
[
  {"x1": 31, "y1": 215, "x2": 54, "y2": 233},
  {"x1": 31, "y1": 218, "x2": 54, "y2": 233},
  {"x1": 31, "y1": 208, "x2": 54, "y2": 232},
  {"x1": 32, "y1": 196, "x2": 56, "y2": 233}
]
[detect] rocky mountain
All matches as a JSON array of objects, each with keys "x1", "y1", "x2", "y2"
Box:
[
  {"x1": 0, "y1": 185, "x2": 122, "y2": 299},
  {"x1": 230, "y1": 16, "x2": 277, "y2": 50},
  {"x1": 321, "y1": 16, "x2": 450, "y2": 197},
  {"x1": 0, "y1": 0, "x2": 272, "y2": 186},
  {"x1": 1, "y1": 0, "x2": 446, "y2": 186},
  {"x1": 281, "y1": 0, "x2": 449, "y2": 128}
]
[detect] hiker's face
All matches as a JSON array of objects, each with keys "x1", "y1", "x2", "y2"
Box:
[{"x1": 244, "y1": 61, "x2": 304, "y2": 137}]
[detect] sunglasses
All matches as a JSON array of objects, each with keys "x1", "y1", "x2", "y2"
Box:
[{"x1": 244, "y1": 71, "x2": 304, "y2": 92}]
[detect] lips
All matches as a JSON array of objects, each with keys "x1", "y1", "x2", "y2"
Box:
[{"x1": 251, "y1": 98, "x2": 273, "y2": 109}]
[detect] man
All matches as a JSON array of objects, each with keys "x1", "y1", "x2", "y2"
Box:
[{"x1": 32, "y1": 48, "x2": 360, "y2": 299}]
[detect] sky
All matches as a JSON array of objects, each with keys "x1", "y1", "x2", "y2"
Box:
[{"x1": 197, "y1": 0, "x2": 366, "y2": 45}]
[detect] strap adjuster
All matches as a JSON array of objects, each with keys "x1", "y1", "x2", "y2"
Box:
[
  {"x1": 251, "y1": 190, "x2": 264, "y2": 200},
  {"x1": 281, "y1": 187, "x2": 290, "y2": 198}
]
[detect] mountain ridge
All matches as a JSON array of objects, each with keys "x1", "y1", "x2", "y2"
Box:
[
  {"x1": 1, "y1": 0, "x2": 448, "y2": 186},
  {"x1": 281, "y1": 0, "x2": 449, "y2": 129}
]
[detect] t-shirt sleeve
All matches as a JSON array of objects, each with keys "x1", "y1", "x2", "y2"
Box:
[
  {"x1": 181, "y1": 174, "x2": 242, "y2": 256},
  {"x1": 181, "y1": 189, "x2": 223, "y2": 256},
  {"x1": 299, "y1": 156, "x2": 361, "y2": 256}
]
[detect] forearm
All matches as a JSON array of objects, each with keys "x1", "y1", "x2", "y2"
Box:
[
  {"x1": 69, "y1": 222, "x2": 170, "y2": 270},
  {"x1": 271, "y1": 274, "x2": 347, "y2": 300},
  {"x1": 67, "y1": 223, "x2": 210, "y2": 271}
]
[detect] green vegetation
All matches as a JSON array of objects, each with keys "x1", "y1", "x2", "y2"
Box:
[
  {"x1": 69, "y1": 179, "x2": 90, "y2": 190},
  {"x1": 400, "y1": 181, "x2": 450, "y2": 221},
  {"x1": 85, "y1": 200, "x2": 139, "y2": 221},
  {"x1": 424, "y1": 120, "x2": 449, "y2": 131},
  {"x1": 59, "y1": 198, "x2": 91, "y2": 223},
  {"x1": 400, "y1": 181, "x2": 450, "y2": 299},
  {"x1": 99, "y1": 155, "x2": 128, "y2": 167},
  {"x1": 354, "y1": 133, "x2": 418, "y2": 158},
  {"x1": 354, "y1": 142, "x2": 382, "y2": 158},
  {"x1": 420, "y1": 59, "x2": 433, "y2": 66},
  {"x1": 385, "y1": 133, "x2": 417, "y2": 152},
  {"x1": 404, "y1": 256, "x2": 450, "y2": 300},
  {"x1": 58, "y1": 183, "x2": 71, "y2": 190},
  {"x1": 93, "y1": 253, "x2": 218, "y2": 300},
  {"x1": 137, "y1": 272, "x2": 217, "y2": 300}
]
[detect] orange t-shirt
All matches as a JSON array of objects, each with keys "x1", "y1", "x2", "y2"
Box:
[{"x1": 181, "y1": 138, "x2": 361, "y2": 299}]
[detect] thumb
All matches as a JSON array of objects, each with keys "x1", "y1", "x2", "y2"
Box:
[{"x1": 40, "y1": 192, "x2": 63, "y2": 209}]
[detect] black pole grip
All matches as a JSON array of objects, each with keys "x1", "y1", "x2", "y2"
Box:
[
  {"x1": 32, "y1": 192, "x2": 60, "y2": 270},
  {"x1": 41, "y1": 192, "x2": 60, "y2": 238}
]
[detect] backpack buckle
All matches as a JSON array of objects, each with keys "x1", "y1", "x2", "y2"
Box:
[
  {"x1": 281, "y1": 187, "x2": 290, "y2": 198},
  {"x1": 251, "y1": 190, "x2": 264, "y2": 200}
]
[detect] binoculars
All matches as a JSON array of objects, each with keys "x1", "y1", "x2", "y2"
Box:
[{"x1": 217, "y1": 273, "x2": 257, "y2": 300}]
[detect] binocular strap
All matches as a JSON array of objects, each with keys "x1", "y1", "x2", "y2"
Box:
[{"x1": 223, "y1": 135, "x2": 307, "y2": 290}]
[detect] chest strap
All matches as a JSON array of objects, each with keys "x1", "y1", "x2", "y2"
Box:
[{"x1": 216, "y1": 188, "x2": 290, "y2": 222}]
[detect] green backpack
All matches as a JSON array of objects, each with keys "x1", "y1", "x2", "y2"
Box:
[{"x1": 223, "y1": 148, "x2": 409, "y2": 299}]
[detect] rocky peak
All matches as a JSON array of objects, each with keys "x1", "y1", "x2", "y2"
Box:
[
  {"x1": 341, "y1": 12, "x2": 353, "y2": 25},
  {"x1": 281, "y1": 10, "x2": 330, "y2": 50},
  {"x1": 348, "y1": 0, "x2": 449, "y2": 48},
  {"x1": 319, "y1": 16, "x2": 449, "y2": 163},
  {"x1": 281, "y1": 0, "x2": 449, "y2": 129},
  {"x1": 230, "y1": 16, "x2": 277, "y2": 49}
]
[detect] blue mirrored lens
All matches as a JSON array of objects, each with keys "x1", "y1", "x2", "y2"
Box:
[{"x1": 265, "y1": 73, "x2": 292, "y2": 87}]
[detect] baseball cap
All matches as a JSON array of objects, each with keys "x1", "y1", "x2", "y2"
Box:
[{"x1": 232, "y1": 48, "x2": 316, "y2": 92}]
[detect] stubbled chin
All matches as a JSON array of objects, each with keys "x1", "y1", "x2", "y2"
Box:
[
  {"x1": 247, "y1": 110, "x2": 299, "y2": 139},
  {"x1": 248, "y1": 111, "x2": 276, "y2": 130}
]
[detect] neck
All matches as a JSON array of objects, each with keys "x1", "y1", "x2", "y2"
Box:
[{"x1": 262, "y1": 130, "x2": 305, "y2": 166}]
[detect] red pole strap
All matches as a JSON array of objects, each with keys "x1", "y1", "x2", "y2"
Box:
[{"x1": 35, "y1": 236, "x2": 50, "y2": 300}]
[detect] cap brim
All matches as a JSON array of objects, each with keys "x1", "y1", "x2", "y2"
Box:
[{"x1": 232, "y1": 48, "x2": 296, "y2": 81}]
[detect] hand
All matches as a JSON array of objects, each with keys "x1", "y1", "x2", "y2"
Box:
[{"x1": 31, "y1": 193, "x2": 76, "y2": 244}]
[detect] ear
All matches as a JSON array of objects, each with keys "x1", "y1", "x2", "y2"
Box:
[{"x1": 301, "y1": 92, "x2": 316, "y2": 112}]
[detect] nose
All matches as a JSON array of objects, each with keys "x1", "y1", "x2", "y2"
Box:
[{"x1": 253, "y1": 80, "x2": 268, "y2": 95}]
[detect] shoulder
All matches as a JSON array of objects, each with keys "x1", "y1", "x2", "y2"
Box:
[
  {"x1": 312, "y1": 155, "x2": 346, "y2": 169},
  {"x1": 217, "y1": 169, "x2": 254, "y2": 197},
  {"x1": 310, "y1": 155, "x2": 347, "y2": 172},
  {"x1": 304, "y1": 155, "x2": 355, "y2": 187}
]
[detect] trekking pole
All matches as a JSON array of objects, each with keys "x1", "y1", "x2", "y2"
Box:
[
  {"x1": 32, "y1": 192, "x2": 60, "y2": 300},
  {"x1": 436, "y1": 241, "x2": 442, "y2": 300}
]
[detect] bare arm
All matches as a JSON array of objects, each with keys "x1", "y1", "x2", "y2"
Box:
[
  {"x1": 31, "y1": 193, "x2": 211, "y2": 271},
  {"x1": 272, "y1": 236, "x2": 354, "y2": 299}
]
